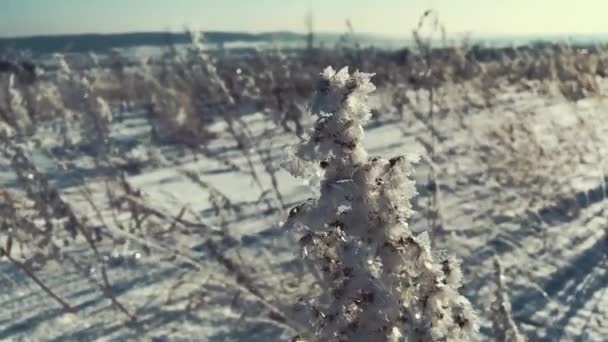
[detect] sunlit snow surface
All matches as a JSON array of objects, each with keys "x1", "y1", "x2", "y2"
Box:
[{"x1": 1, "y1": 83, "x2": 607, "y2": 341}]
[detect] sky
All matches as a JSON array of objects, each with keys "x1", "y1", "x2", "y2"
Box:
[{"x1": 1, "y1": 0, "x2": 607, "y2": 38}]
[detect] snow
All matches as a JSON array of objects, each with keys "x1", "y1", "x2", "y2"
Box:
[{"x1": 1, "y1": 77, "x2": 607, "y2": 341}]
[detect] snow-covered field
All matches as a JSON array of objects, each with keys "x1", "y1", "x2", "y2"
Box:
[{"x1": 1, "y1": 74, "x2": 607, "y2": 341}]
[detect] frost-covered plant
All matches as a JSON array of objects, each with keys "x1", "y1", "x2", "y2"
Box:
[
  {"x1": 75, "y1": 75, "x2": 113, "y2": 157},
  {"x1": 5, "y1": 74, "x2": 33, "y2": 134},
  {"x1": 283, "y1": 66, "x2": 477, "y2": 341}
]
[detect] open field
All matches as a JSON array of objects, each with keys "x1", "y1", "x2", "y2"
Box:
[{"x1": 1, "y1": 33, "x2": 607, "y2": 341}]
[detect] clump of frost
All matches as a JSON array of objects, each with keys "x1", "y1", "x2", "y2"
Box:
[
  {"x1": 79, "y1": 76, "x2": 113, "y2": 151},
  {"x1": 283, "y1": 66, "x2": 478, "y2": 341},
  {"x1": 55, "y1": 53, "x2": 72, "y2": 75},
  {"x1": 6, "y1": 74, "x2": 33, "y2": 134}
]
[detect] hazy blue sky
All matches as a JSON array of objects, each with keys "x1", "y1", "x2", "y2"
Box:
[{"x1": 1, "y1": 0, "x2": 607, "y2": 37}]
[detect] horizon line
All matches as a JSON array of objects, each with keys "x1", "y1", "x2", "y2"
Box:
[{"x1": 2, "y1": 29, "x2": 608, "y2": 41}]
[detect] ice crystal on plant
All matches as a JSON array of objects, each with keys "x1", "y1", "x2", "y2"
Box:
[{"x1": 283, "y1": 66, "x2": 478, "y2": 342}]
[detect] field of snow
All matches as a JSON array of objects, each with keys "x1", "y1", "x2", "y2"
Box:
[{"x1": 1, "y1": 75, "x2": 607, "y2": 341}]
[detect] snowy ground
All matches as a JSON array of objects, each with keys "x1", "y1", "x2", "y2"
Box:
[{"x1": 1, "y1": 83, "x2": 607, "y2": 341}]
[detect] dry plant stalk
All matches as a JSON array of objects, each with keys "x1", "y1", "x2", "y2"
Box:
[
  {"x1": 491, "y1": 258, "x2": 526, "y2": 342},
  {"x1": 412, "y1": 10, "x2": 447, "y2": 237},
  {"x1": 0, "y1": 131, "x2": 137, "y2": 322}
]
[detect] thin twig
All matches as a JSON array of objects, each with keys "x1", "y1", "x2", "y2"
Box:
[{"x1": 1, "y1": 247, "x2": 76, "y2": 313}]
